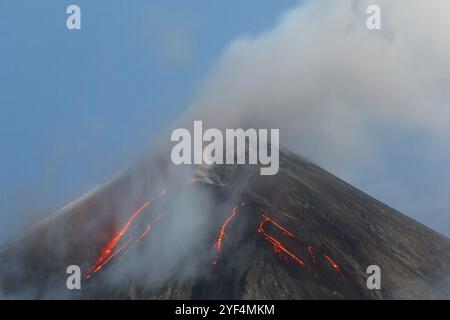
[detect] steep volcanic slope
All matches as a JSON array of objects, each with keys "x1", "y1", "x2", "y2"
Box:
[{"x1": 1, "y1": 150, "x2": 450, "y2": 299}]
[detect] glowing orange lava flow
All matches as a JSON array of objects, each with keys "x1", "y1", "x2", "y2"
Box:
[
  {"x1": 84, "y1": 202, "x2": 149, "y2": 280},
  {"x1": 261, "y1": 215, "x2": 294, "y2": 238},
  {"x1": 324, "y1": 254, "x2": 341, "y2": 273},
  {"x1": 89, "y1": 201, "x2": 150, "y2": 273},
  {"x1": 85, "y1": 187, "x2": 168, "y2": 280},
  {"x1": 216, "y1": 207, "x2": 238, "y2": 254},
  {"x1": 258, "y1": 216, "x2": 306, "y2": 267},
  {"x1": 91, "y1": 238, "x2": 133, "y2": 275},
  {"x1": 258, "y1": 214, "x2": 343, "y2": 275},
  {"x1": 213, "y1": 202, "x2": 246, "y2": 265}
]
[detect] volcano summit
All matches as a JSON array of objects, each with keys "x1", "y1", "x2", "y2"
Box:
[
  {"x1": 171, "y1": 121, "x2": 280, "y2": 175},
  {"x1": 1, "y1": 149, "x2": 449, "y2": 299}
]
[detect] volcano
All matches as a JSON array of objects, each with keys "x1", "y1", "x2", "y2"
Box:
[{"x1": 1, "y1": 149, "x2": 450, "y2": 299}]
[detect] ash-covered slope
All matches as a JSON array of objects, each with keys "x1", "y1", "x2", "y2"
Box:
[{"x1": 1, "y1": 150, "x2": 450, "y2": 299}]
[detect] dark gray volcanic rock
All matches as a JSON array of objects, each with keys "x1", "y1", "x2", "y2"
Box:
[{"x1": 1, "y1": 150, "x2": 450, "y2": 299}]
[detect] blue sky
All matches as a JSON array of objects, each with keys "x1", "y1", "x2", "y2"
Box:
[
  {"x1": 1, "y1": 1, "x2": 450, "y2": 243},
  {"x1": 0, "y1": 1, "x2": 299, "y2": 241}
]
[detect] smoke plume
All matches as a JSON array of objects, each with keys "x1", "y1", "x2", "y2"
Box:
[{"x1": 185, "y1": 0, "x2": 450, "y2": 172}]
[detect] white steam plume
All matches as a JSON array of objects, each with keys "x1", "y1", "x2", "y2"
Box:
[{"x1": 185, "y1": 0, "x2": 450, "y2": 174}]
